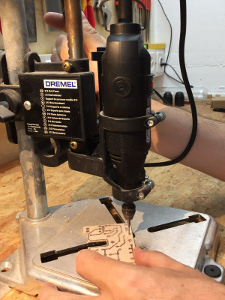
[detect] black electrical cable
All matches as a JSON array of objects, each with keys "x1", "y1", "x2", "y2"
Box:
[
  {"x1": 145, "y1": 0, "x2": 198, "y2": 167},
  {"x1": 157, "y1": 0, "x2": 172, "y2": 65},
  {"x1": 157, "y1": 0, "x2": 193, "y2": 87},
  {"x1": 162, "y1": 63, "x2": 185, "y2": 85}
]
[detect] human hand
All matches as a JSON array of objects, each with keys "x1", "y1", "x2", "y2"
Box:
[{"x1": 38, "y1": 247, "x2": 225, "y2": 300}]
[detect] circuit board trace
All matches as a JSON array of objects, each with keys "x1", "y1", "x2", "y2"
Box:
[{"x1": 83, "y1": 224, "x2": 135, "y2": 263}]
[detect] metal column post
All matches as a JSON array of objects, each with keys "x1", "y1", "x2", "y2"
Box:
[
  {"x1": 0, "y1": 0, "x2": 48, "y2": 219},
  {"x1": 64, "y1": 0, "x2": 84, "y2": 59}
]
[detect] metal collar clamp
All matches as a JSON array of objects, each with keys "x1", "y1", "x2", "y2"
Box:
[{"x1": 99, "y1": 111, "x2": 153, "y2": 132}]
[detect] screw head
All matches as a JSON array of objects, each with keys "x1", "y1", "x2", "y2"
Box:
[
  {"x1": 63, "y1": 61, "x2": 72, "y2": 72},
  {"x1": 138, "y1": 192, "x2": 145, "y2": 200},
  {"x1": 70, "y1": 141, "x2": 78, "y2": 150},
  {"x1": 145, "y1": 179, "x2": 155, "y2": 189},
  {"x1": 24, "y1": 100, "x2": 32, "y2": 110},
  {"x1": 146, "y1": 119, "x2": 154, "y2": 127}
]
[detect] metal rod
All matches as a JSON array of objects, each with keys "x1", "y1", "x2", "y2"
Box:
[
  {"x1": 118, "y1": 0, "x2": 133, "y2": 23},
  {"x1": 64, "y1": 0, "x2": 84, "y2": 59},
  {"x1": 0, "y1": 0, "x2": 29, "y2": 84},
  {"x1": 16, "y1": 122, "x2": 48, "y2": 219},
  {"x1": 0, "y1": 0, "x2": 48, "y2": 219}
]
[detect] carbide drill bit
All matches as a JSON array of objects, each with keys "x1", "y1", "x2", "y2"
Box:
[{"x1": 127, "y1": 219, "x2": 131, "y2": 235}]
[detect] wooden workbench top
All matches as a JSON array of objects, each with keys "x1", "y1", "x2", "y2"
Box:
[{"x1": 1, "y1": 104, "x2": 225, "y2": 299}]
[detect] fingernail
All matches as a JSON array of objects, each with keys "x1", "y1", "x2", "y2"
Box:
[
  {"x1": 136, "y1": 246, "x2": 147, "y2": 251},
  {"x1": 133, "y1": 247, "x2": 145, "y2": 253}
]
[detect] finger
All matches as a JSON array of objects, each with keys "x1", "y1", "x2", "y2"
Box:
[
  {"x1": 38, "y1": 282, "x2": 96, "y2": 300},
  {"x1": 38, "y1": 282, "x2": 58, "y2": 300},
  {"x1": 133, "y1": 248, "x2": 188, "y2": 271},
  {"x1": 44, "y1": 12, "x2": 66, "y2": 32},
  {"x1": 51, "y1": 52, "x2": 61, "y2": 62},
  {"x1": 76, "y1": 249, "x2": 135, "y2": 291},
  {"x1": 55, "y1": 34, "x2": 69, "y2": 61}
]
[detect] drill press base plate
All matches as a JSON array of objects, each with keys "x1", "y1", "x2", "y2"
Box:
[{"x1": 0, "y1": 197, "x2": 224, "y2": 296}]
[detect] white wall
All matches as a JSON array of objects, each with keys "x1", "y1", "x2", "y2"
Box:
[{"x1": 151, "y1": 0, "x2": 225, "y2": 95}]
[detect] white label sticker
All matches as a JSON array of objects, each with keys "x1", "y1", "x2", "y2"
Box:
[{"x1": 44, "y1": 79, "x2": 78, "y2": 89}]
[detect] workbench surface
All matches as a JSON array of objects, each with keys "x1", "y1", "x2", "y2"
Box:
[{"x1": 1, "y1": 104, "x2": 225, "y2": 299}]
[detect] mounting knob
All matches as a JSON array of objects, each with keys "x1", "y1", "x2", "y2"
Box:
[
  {"x1": 0, "y1": 89, "x2": 22, "y2": 120},
  {"x1": 0, "y1": 104, "x2": 15, "y2": 123},
  {"x1": 0, "y1": 89, "x2": 22, "y2": 144},
  {"x1": 0, "y1": 104, "x2": 17, "y2": 144}
]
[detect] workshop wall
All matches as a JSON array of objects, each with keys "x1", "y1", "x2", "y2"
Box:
[
  {"x1": 0, "y1": 0, "x2": 224, "y2": 97},
  {"x1": 0, "y1": 0, "x2": 62, "y2": 53},
  {"x1": 151, "y1": 0, "x2": 225, "y2": 96}
]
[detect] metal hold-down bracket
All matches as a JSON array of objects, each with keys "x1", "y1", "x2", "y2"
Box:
[{"x1": 0, "y1": 197, "x2": 224, "y2": 297}]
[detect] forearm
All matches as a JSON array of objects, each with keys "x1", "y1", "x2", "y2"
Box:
[{"x1": 151, "y1": 100, "x2": 225, "y2": 181}]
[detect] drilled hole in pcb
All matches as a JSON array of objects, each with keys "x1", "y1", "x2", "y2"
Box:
[{"x1": 1, "y1": 262, "x2": 13, "y2": 273}]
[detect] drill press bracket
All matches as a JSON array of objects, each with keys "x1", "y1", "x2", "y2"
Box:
[{"x1": 0, "y1": 197, "x2": 224, "y2": 296}]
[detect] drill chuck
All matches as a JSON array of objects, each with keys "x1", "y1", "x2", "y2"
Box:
[{"x1": 122, "y1": 202, "x2": 136, "y2": 222}]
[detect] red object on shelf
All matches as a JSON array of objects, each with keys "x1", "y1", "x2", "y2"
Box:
[
  {"x1": 81, "y1": 0, "x2": 95, "y2": 28},
  {"x1": 139, "y1": 0, "x2": 151, "y2": 10},
  {"x1": 138, "y1": 0, "x2": 145, "y2": 9},
  {"x1": 115, "y1": 0, "x2": 151, "y2": 10},
  {"x1": 146, "y1": 0, "x2": 151, "y2": 11}
]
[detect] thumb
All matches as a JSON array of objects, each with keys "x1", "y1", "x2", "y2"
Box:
[
  {"x1": 133, "y1": 248, "x2": 188, "y2": 271},
  {"x1": 76, "y1": 249, "x2": 136, "y2": 291}
]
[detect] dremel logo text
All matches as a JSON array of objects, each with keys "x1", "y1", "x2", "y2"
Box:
[{"x1": 44, "y1": 79, "x2": 78, "y2": 89}]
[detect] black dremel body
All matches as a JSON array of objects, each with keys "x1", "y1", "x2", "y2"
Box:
[{"x1": 101, "y1": 22, "x2": 153, "y2": 198}]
